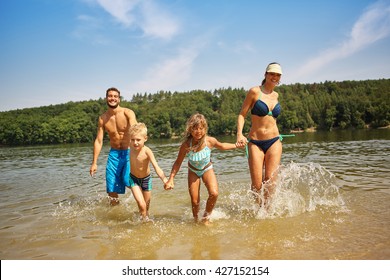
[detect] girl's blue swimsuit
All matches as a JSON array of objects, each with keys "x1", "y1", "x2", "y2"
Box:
[{"x1": 187, "y1": 140, "x2": 213, "y2": 177}]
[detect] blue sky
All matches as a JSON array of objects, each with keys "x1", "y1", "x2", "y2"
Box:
[{"x1": 1, "y1": 0, "x2": 389, "y2": 111}]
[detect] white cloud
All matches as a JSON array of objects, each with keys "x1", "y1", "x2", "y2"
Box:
[
  {"x1": 96, "y1": 0, "x2": 139, "y2": 26},
  {"x1": 92, "y1": 0, "x2": 180, "y2": 40},
  {"x1": 139, "y1": 0, "x2": 180, "y2": 40},
  {"x1": 293, "y1": 0, "x2": 390, "y2": 80},
  {"x1": 133, "y1": 47, "x2": 200, "y2": 92},
  {"x1": 72, "y1": 14, "x2": 111, "y2": 45}
]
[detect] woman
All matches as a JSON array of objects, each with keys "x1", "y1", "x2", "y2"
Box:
[{"x1": 236, "y1": 62, "x2": 283, "y2": 206}]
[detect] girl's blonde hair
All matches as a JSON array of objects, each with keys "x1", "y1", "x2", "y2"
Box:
[
  {"x1": 129, "y1": 122, "x2": 147, "y2": 137},
  {"x1": 183, "y1": 113, "x2": 208, "y2": 151}
]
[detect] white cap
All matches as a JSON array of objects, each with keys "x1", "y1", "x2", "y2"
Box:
[{"x1": 266, "y1": 63, "x2": 282, "y2": 74}]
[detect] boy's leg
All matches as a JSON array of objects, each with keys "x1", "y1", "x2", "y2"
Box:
[
  {"x1": 129, "y1": 186, "x2": 147, "y2": 219},
  {"x1": 142, "y1": 191, "x2": 152, "y2": 216}
]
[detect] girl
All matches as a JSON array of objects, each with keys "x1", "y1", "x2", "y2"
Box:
[{"x1": 165, "y1": 113, "x2": 241, "y2": 224}]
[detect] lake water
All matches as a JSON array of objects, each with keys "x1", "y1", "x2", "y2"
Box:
[{"x1": 0, "y1": 129, "x2": 389, "y2": 260}]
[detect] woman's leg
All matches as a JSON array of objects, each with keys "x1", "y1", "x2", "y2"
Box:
[
  {"x1": 263, "y1": 140, "x2": 282, "y2": 202},
  {"x1": 248, "y1": 142, "x2": 265, "y2": 203}
]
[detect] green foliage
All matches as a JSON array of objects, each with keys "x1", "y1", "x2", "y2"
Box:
[{"x1": 1, "y1": 79, "x2": 389, "y2": 146}]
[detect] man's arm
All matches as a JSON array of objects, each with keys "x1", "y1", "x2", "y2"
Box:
[
  {"x1": 90, "y1": 117, "x2": 104, "y2": 176},
  {"x1": 126, "y1": 108, "x2": 137, "y2": 126}
]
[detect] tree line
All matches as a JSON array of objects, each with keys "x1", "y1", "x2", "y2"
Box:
[{"x1": 0, "y1": 79, "x2": 389, "y2": 146}]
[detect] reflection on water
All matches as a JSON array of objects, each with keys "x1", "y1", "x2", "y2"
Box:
[{"x1": 0, "y1": 130, "x2": 389, "y2": 259}]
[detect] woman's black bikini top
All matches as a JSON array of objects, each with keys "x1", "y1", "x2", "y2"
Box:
[{"x1": 251, "y1": 87, "x2": 281, "y2": 118}]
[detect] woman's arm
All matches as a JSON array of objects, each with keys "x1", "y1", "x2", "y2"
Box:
[{"x1": 236, "y1": 87, "x2": 256, "y2": 146}]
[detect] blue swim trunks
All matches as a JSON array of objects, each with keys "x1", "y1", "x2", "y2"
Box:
[
  {"x1": 106, "y1": 148, "x2": 130, "y2": 194},
  {"x1": 129, "y1": 173, "x2": 152, "y2": 191}
]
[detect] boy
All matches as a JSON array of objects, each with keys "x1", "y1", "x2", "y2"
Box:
[{"x1": 128, "y1": 123, "x2": 169, "y2": 221}]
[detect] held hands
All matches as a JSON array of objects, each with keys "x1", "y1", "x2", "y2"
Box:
[
  {"x1": 235, "y1": 135, "x2": 248, "y2": 148},
  {"x1": 164, "y1": 178, "x2": 174, "y2": 190},
  {"x1": 235, "y1": 142, "x2": 246, "y2": 149}
]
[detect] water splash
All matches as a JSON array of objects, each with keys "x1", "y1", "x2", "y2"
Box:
[
  {"x1": 264, "y1": 162, "x2": 346, "y2": 218},
  {"x1": 52, "y1": 162, "x2": 346, "y2": 226},
  {"x1": 219, "y1": 162, "x2": 346, "y2": 220},
  {"x1": 52, "y1": 193, "x2": 144, "y2": 227}
]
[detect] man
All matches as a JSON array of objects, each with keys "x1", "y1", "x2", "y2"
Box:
[{"x1": 90, "y1": 87, "x2": 137, "y2": 205}]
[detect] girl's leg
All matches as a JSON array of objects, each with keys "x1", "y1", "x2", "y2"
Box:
[
  {"x1": 188, "y1": 170, "x2": 201, "y2": 222},
  {"x1": 201, "y1": 168, "x2": 218, "y2": 223},
  {"x1": 129, "y1": 186, "x2": 148, "y2": 220}
]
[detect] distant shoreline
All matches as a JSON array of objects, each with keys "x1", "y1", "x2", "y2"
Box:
[
  {"x1": 290, "y1": 125, "x2": 390, "y2": 134},
  {"x1": 290, "y1": 127, "x2": 316, "y2": 133}
]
